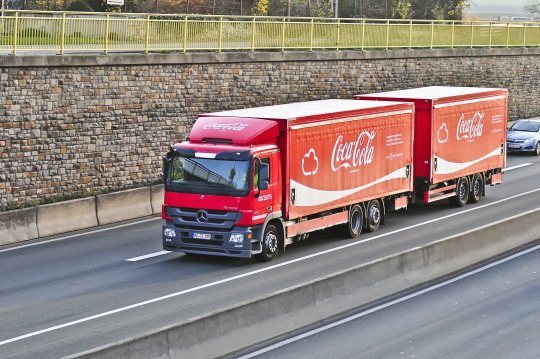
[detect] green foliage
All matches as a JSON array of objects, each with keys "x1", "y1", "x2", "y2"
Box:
[
  {"x1": 67, "y1": 0, "x2": 94, "y2": 11},
  {"x1": 524, "y1": 0, "x2": 540, "y2": 15}
]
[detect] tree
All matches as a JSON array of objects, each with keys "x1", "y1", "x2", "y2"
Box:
[
  {"x1": 67, "y1": 0, "x2": 94, "y2": 10},
  {"x1": 524, "y1": 0, "x2": 540, "y2": 15}
]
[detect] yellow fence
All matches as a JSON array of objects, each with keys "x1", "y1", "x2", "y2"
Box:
[{"x1": 1, "y1": 11, "x2": 540, "y2": 55}]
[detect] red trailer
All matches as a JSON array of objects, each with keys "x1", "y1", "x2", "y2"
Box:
[
  {"x1": 355, "y1": 86, "x2": 507, "y2": 206},
  {"x1": 162, "y1": 99, "x2": 414, "y2": 261}
]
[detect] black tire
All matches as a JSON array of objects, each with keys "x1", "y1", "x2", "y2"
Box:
[
  {"x1": 256, "y1": 224, "x2": 280, "y2": 262},
  {"x1": 534, "y1": 142, "x2": 540, "y2": 156},
  {"x1": 366, "y1": 200, "x2": 382, "y2": 233},
  {"x1": 342, "y1": 204, "x2": 363, "y2": 238},
  {"x1": 468, "y1": 174, "x2": 484, "y2": 203},
  {"x1": 449, "y1": 177, "x2": 469, "y2": 207}
]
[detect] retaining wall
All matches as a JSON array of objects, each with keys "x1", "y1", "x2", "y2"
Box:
[{"x1": 1, "y1": 48, "x2": 540, "y2": 209}]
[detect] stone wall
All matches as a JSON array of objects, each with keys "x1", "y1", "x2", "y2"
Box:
[{"x1": 1, "y1": 48, "x2": 539, "y2": 210}]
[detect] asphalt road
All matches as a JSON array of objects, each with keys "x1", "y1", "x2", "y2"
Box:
[
  {"x1": 242, "y1": 242, "x2": 540, "y2": 359},
  {"x1": 1, "y1": 154, "x2": 539, "y2": 359}
]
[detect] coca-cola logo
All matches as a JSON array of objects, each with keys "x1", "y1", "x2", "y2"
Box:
[
  {"x1": 457, "y1": 112, "x2": 484, "y2": 141},
  {"x1": 331, "y1": 131, "x2": 376, "y2": 172},
  {"x1": 203, "y1": 122, "x2": 248, "y2": 131}
]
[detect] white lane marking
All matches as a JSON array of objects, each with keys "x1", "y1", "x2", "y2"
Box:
[
  {"x1": 0, "y1": 217, "x2": 161, "y2": 254},
  {"x1": 2, "y1": 188, "x2": 540, "y2": 347},
  {"x1": 126, "y1": 250, "x2": 171, "y2": 262},
  {"x1": 238, "y1": 242, "x2": 540, "y2": 358},
  {"x1": 504, "y1": 163, "x2": 533, "y2": 172}
]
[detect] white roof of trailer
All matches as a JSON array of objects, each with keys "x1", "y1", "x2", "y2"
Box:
[
  {"x1": 203, "y1": 99, "x2": 407, "y2": 120},
  {"x1": 358, "y1": 86, "x2": 503, "y2": 100}
]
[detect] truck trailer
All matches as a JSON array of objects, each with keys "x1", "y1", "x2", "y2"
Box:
[
  {"x1": 355, "y1": 86, "x2": 507, "y2": 206},
  {"x1": 162, "y1": 99, "x2": 415, "y2": 261}
]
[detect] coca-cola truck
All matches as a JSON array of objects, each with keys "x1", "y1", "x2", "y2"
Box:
[
  {"x1": 162, "y1": 99, "x2": 414, "y2": 261},
  {"x1": 355, "y1": 86, "x2": 507, "y2": 206}
]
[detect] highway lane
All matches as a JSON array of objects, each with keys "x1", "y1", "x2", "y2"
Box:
[
  {"x1": 240, "y1": 242, "x2": 540, "y2": 359},
  {"x1": 0, "y1": 154, "x2": 539, "y2": 358}
]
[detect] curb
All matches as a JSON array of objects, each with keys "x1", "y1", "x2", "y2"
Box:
[
  {"x1": 0, "y1": 185, "x2": 164, "y2": 245},
  {"x1": 69, "y1": 207, "x2": 540, "y2": 359}
]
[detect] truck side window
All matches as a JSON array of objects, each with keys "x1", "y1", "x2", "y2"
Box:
[{"x1": 254, "y1": 158, "x2": 270, "y2": 190}]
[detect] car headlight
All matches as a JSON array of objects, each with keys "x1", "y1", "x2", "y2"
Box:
[
  {"x1": 524, "y1": 138, "x2": 535, "y2": 144},
  {"x1": 229, "y1": 233, "x2": 244, "y2": 243},
  {"x1": 163, "y1": 228, "x2": 176, "y2": 237}
]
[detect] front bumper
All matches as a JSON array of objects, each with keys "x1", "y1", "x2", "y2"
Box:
[
  {"x1": 507, "y1": 143, "x2": 536, "y2": 152},
  {"x1": 162, "y1": 223, "x2": 262, "y2": 258}
]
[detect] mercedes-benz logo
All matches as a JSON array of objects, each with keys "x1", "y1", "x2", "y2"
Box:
[{"x1": 196, "y1": 210, "x2": 209, "y2": 223}]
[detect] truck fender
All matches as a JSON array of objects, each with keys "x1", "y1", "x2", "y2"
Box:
[{"x1": 258, "y1": 212, "x2": 285, "y2": 252}]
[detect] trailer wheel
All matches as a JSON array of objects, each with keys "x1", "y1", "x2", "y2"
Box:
[
  {"x1": 343, "y1": 204, "x2": 363, "y2": 238},
  {"x1": 256, "y1": 224, "x2": 279, "y2": 262},
  {"x1": 450, "y1": 177, "x2": 469, "y2": 207},
  {"x1": 469, "y1": 174, "x2": 484, "y2": 203},
  {"x1": 366, "y1": 200, "x2": 382, "y2": 233}
]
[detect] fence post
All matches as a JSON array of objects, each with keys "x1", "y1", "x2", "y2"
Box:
[
  {"x1": 218, "y1": 16, "x2": 223, "y2": 52},
  {"x1": 60, "y1": 12, "x2": 66, "y2": 55},
  {"x1": 144, "y1": 14, "x2": 150, "y2": 54},
  {"x1": 12, "y1": 11, "x2": 18, "y2": 55},
  {"x1": 281, "y1": 18, "x2": 286, "y2": 51},
  {"x1": 309, "y1": 18, "x2": 314, "y2": 51},
  {"x1": 489, "y1": 21, "x2": 492, "y2": 48},
  {"x1": 451, "y1": 21, "x2": 455, "y2": 48},
  {"x1": 251, "y1": 16, "x2": 256, "y2": 51},
  {"x1": 408, "y1": 20, "x2": 412, "y2": 49},
  {"x1": 506, "y1": 22, "x2": 510, "y2": 48},
  {"x1": 430, "y1": 20, "x2": 434, "y2": 49},
  {"x1": 336, "y1": 19, "x2": 340, "y2": 50},
  {"x1": 183, "y1": 15, "x2": 188, "y2": 53},
  {"x1": 361, "y1": 19, "x2": 365, "y2": 50},
  {"x1": 104, "y1": 14, "x2": 110, "y2": 54},
  {"x1": 523, "y1": 24, "x2": 527, "y2": 47},
  {"x1": 385, "y1": 19, "x2": 390, "y2": 50},
  {"x1": 470, "y1": 21, "x2": 474, "y2": 48}
]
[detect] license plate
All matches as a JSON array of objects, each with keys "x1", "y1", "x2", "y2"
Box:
[
  {"x1": 508, "y1": 144, "x2": 521, "y2": 149},
  {"x1": 192, "y1": 232, "x2": 211, "y2": 240}
]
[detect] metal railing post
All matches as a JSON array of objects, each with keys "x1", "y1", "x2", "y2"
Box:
[
  {"x1": 523, "y1": 24, "x2": 527, "y2": 47},
  {"x1": 385, "y1": 19, "x2": 390, "y2": 50},
  {"x1": 251, "y1": 16, "x2": 256, "y2": 51},
  {"x1": 144, "y1": 14, "x2": 150, "y2": 53},
  {"x1": 470, "y1": 21, "x2": 474, "y2": 48},
  {"x1": 218, "y1": 16, "x2": 223, "y2": 52},
  {"x1": 506, "y1": 22, "x2": 510, "y2": 48},
  {"x1": 60, "y1": 12, "x2": 66, "y2": 55},
  {"x1": 451, "y1": 21, "x2": 455, "y2": 48},
  {"x1": 336, "y1": 19, "x2": 340, "y2": 50},
  {"x1": 408, "y1": 20, "x2": 413, "y2": 49},
  {"x1": 104, "y1": 13, "x2": 110, "y2": 54},
  {"x1": 489, "y1": 21, "x2": 492, "y2": 48},
  {"x1": 309, "y1": 18, "x2": 314, "y2": 51},
  {"x1": 281, "y1": 18, "x2": 286, "y2": 51},
  {"x1": 183, "y1": 15, "x2": 188, "y2": 52},
  {"x1": 12, "y1": 11, "x2": 18, "y2": 55},
  {"x1": 430, "y1": 20, "x2": 434, "y2": 49},
  {"x1": 361, "y1": 19, "x2": 365, "y2": 50}
]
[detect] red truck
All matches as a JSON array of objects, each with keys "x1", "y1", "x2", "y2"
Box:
[
  {"x1": 162, "y1": 99, "x2": 415, "y2": 261},
  {"x1": 355, "y1": 86, "x2": 507, "y2": 206}
]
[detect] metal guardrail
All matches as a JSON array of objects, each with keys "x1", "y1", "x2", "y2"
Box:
[{"x1": 1, "y1": 10, "x2": 540, "y2": 55}]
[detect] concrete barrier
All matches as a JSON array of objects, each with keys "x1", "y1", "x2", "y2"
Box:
[
  {"x1": 151, "y1": 184, "x2": 164, "y2": 215},
  {"x1": 96, "y1": 188, "x2": 153, "y2": 226},
  {"x1": 37, "y1": 197, "x2": 98, "y2": 238},
  {"x1": 71, "y1": 207, "x2": 540, "y2": 359},
  {"x1": 0, "y1": 207, "x2": 38, "y2": 245}
]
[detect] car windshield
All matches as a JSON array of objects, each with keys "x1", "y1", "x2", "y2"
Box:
[
  {"x1": 510, "y1": 121, "x2": 540, "y2": 132},
  {"x1": 165, "y1": 155, "x2": 250, "y2": 196}
]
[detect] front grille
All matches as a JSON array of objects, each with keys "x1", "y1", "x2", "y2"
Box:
[{"x1": 169, "y1": 207, "x2": 239, "y2": 230}]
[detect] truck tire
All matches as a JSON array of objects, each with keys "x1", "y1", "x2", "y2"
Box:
[
  {"x1": 468, "y1": 174, "x2": 484, "y2": 203},
  {"x1": 366, "y1": 200, "x2": 382, "y2": 233},
  {"x1": 343, "y1": 204, "x2": 363, "y2": 238},
  {"x1": 450, "y1": 177, "x2": 469, "y2": 207},
  {"x1": 256, "y1": 224, "x2": 279, "y2": 262}
]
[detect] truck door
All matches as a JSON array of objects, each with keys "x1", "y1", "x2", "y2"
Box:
[{"x1": 252, "y1": 156, "x2": 274, "y2": 225}]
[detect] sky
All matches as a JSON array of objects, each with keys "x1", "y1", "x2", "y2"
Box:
[{"x1": 466, "y1": 0, "x2": 532, "y2": 19}]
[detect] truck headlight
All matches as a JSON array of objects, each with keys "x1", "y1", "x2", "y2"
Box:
[
  {"x1": 163, "y1": 228, "x2": 176, "y2": 237},
  {"x1": 229, "y1": 233, "x2": 244, "y2": 243}
]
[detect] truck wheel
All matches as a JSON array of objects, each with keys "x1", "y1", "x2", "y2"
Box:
[
  {"x1": 450, "y1": 177, "x2": 469, "y2": 207},
  {"x1": 343, "y1": 204, "x2": 363, "y2": 238},
  {"x1": 366, "y1": 200, "x2": 382, "y2": 233},
  {"x1": 256, "y1": 224, "x2": 279, "y2": 262},
  {"x1": 468, "y1": 174, "x2": 484, "y2": 203}
]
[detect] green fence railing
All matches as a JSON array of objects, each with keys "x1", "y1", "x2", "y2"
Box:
[{"x1": 1, "y1": 11, "x2": 540, "y2": 55}]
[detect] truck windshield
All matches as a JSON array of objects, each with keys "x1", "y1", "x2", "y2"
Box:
[{"x1": 166, "y1": 155, "x2": 250, "y2": 196}]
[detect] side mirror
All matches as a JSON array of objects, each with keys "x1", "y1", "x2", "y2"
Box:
[
  {"x1": 163, "y1": 153, "x2": 172, "y2": 185},
  {"x1": 258, "y1": 163, "x2": 269, "y2": 191}
]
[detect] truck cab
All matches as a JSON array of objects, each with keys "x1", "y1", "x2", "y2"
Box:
[{"x1": 162, "y1": 116, "x2": 284, "y2": 260}]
